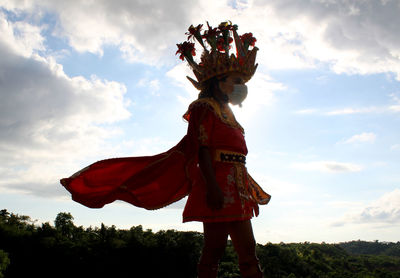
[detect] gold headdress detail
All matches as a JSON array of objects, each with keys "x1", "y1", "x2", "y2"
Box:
[{"x1": 176, "y1": 21, "x2": 258, "y2": 90}]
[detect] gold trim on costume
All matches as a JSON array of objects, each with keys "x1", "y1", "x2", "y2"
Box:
[{"x1": 183, "y1": 98, "x2": 244, "y2": 133}]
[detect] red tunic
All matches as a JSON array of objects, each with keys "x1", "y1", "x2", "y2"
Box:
[
  {"x1": 182, "y1": 98, "x2": 270, "y2": 222},
  {"x1": 60, "y1": 98, "x2": 270, "y2": 220}
]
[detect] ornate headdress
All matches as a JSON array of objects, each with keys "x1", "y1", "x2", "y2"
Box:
[{"x1": 176, "y1": 21, "x2": 258, "y2": 90}]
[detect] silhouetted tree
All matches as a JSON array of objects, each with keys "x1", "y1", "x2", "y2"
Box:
[
  {"x1": 0, "y1": 249, "x2": 10, "y2": 278},
  {"x1": 54, "y1": 212, "x2": 74, "y2": 238}
]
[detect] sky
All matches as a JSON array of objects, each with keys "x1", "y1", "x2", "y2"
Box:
[{"x1": 0, "y1": 0, "x2": 399, "y2": 244}]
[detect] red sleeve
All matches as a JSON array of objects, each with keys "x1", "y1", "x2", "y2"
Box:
[{"x1": 187, "y1": 103, "x2": 215, "y2": 148}]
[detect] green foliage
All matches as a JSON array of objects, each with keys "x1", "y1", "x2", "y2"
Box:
[
  {"x1": 0, "y1": 209, "x2": 203, "y2": 277},
  {"x1": 219, "y1": 241, "x2": 240, "y2": 277},
  {"x1": 0, "y1": 249, "x2": 10, "y2": 278},
  {"x1": 340, "y1": 240, "x2": 400, "y2": 257},
  {"x1": 1, "y1": 208, "x2": 400, "y2": 278},
  {"x1": 257, "y1": 242, "x2": 400, "y2": 278},
  {"x1": 54, "y1": 212, "x2": 74, "y2": 238}
]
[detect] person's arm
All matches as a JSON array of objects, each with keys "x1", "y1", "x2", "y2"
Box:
[{"x1": 198, "y1": 146, "x2": 224, "y2": 210}]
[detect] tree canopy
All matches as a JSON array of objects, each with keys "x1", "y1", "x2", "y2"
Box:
[{"x1": 1, "y1": 209, "x2": 399, "y2": 278}]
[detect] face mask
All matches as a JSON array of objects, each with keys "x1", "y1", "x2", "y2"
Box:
[{"x1": 228, "y1": 84, "x2": 248, "y2": 106}]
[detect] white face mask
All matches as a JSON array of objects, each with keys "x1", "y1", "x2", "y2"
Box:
[{"x1": 228, "y1": 84, "x2": 248, "y2": 106}]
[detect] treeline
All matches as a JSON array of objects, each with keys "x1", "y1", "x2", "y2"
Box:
[
  {"x1": 1, "y1": 209, "x2": 400, "y2": 278},
  {"x1": 339, "y1": 240, "x2": 400, "y2": 257}
]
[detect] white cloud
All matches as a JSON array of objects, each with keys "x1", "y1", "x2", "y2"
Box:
[
  {"x1": 389, "y1": 93, "x2": 400, "y2": 112},
  {"x1": 0, "y1": 11, "x2": 45, "y2": 57},
  {"x1": 391, "y1": 144, "x2": 400, "y2": 151},
  {"x1": 116, "y1": 137, "x2": 176, "y2": 157},
  {"x1": 3, "y1": 0, "x2": 400, "y2": 78},
  {"x1": 166, "y1": 63, "x2": 285, "y2": 116},
  {"x1": 167, "y1": 63, "x2": 285, "y2": 128},
  {"x1": 137, "y1": 78, "x2": 161, "y2": 95},
  {"x1": 254, "y1": 173, "x2": 303, "y2": 197},
  {"x1": 0, "y1": 13, "x2": 131, "y2": 197},
  {"x1": 295, "y1": 104, "x2": 395, "y2": 116},
  {"x1": 232, "y1": 72, "x2": 285, "y2": 124},
  {"x1": 295, "y1": 91, "x2": 400, "y2": 117},
  {"x1": 342, "y1": 132, "x2": 376, "y2": 144},
  {"x1": 325, "y1": 107, "x2": 380, "y2": 115},
  {"x1": 1, "y1": 0, "x2": 400, "y2": 201},
  {"x1": 328, "y1": 201, "x2": 364, "y2": 210},
  {"x1": 333, "y1": 189, "x2": 400, "y2": 226},
  {"x1": 252, "y1": 0, "x2": 400, "y2": 79},
  {"x1": 292, "y1": 161, "x2": 362, "y2": 173},
  {"x1": 166, "y1": 63, "x2": 199, "y2": 106},
  {"x1": 2, "y1": 0, "x2": 203, "y2": 64}
]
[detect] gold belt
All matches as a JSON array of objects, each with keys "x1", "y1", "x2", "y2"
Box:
[{"x1": 214, "y1": 149, "x2": 246, "y2": 164}]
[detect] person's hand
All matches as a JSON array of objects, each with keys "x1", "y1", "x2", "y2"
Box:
[{"x1": 206, "y1": 184, "x2": 224, "y2": 210}]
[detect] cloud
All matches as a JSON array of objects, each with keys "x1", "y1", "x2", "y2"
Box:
[
  {"x1": 253, "y1": 0, "x2": 400, "y2": 79},
  {"x1": 325, "y1": 107, "x2": 381, "y2": 115},
  {"x1": 1, "y1": 0, "x2": 399, "y2": 199},
  {"x1": 341, "y1": 132, "x2": 376, "y2": 144},
  {"x1": 254, "y1": 173, "x2": 303, "y2": 197},
  {"x1": 167, "y1": 64, "x2": 286, "y2": 128},
  {"x1": 295, "y1": 103, "x2": 395, "y2": 116},
  {"x1": 390, "y1": 105, "x2": 400, "y2": 112},
  {"x1": 389, "y1": 93, "x2": 400, "y2": 112},
  {"x1": 137, "y1": 78, "x2": 160, "y2": 95},
  {"x1": 292, "y1": 161, "x2": 362, "y2": 173},
  {"x1": 0, "y1": 10, "x2": 45, "y2": 57},
  {"x1": 232, "y1": 72, "x2": 285, "y2": 124},
  {"x1": 332, "y1": 189, "x2": 400, "y2": 226},
  {"x1": 166, "y1": 63, "x2": 285, "y2": 115},
  {"x1": 2, "y1": 0, "x2": 203, "y2": 64},
  {"x1": 166, "y1": 63, "x2": 200, "y2": 106},
  {"x1": 4, "y1": 0, "x2": 400, "y2": 79},
  {"x1": 391, "y1": 144, "x2": 400, "y2": 151},
  {"x1": 0, "y1": 13, "x2": 130, "y2": 197}
]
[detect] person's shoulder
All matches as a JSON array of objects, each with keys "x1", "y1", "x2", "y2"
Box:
[
  {"x1": 183, "y1": 98, "x2": 219, "y2": 121},
  {"x1": 189, "y1": 97, "x2": 218, "y2": 110}
]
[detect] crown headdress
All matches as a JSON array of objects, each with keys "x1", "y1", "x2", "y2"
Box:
[{"x1": 176, "y1": 21, "x2": 258, "y2": 90}]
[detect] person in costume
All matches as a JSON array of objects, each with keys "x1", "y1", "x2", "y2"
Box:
[{"x1": 61, "y1": 21, "x2": 270, "y2": 278}]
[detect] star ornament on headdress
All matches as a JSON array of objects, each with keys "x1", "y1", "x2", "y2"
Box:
[{"x1": 176, "y1": 21, "x2": 259, "y2": 90}]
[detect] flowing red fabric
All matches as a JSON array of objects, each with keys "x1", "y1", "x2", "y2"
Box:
[
  {"x1": 60, "y1": 98, "x2": 270, "y2": 213},
  {"x1": 60, "y1": 136, "x2": 195, "y2": 209}
]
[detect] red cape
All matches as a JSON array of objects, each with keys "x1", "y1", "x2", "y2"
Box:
[
  {"x1": 61, "y1": 98, "x2": 270, "y2": 210},
  {"x1": 60, "y1": 136, "x2": 196, "y2": 209}
]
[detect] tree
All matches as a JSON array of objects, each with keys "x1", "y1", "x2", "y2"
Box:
[
  {"x1": 0, "y1": 250, "x2": 10, "y2": 278},
  {"x1": 2, "y1": 209, "x2": 400, "y2": 278},
  {"x1": 54, "y1": 212, "x2": 74, "y2": 238},
  {"x1": 0, "y1": 209, "x2": 10, "y2": 220}
]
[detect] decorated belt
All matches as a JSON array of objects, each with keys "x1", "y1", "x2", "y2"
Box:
[{"x1": 214, "y1": 149, "x2": 246, "y2": 164}]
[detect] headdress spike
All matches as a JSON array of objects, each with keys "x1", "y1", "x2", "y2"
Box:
[{"x1": 233, "y1": 29, "x2": 246, "y2": 58}]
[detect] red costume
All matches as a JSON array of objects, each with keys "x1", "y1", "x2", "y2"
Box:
[
  {"x1": 60, "y1": 98, "x2": 270, "y2": 220},
  {"x1": 183, "y1": 98, "x2": 270, "y2": 222}
]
